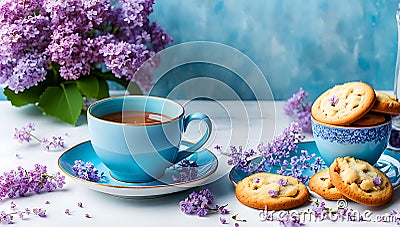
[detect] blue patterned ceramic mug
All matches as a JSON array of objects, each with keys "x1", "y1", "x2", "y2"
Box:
[
  {"x1": 87, "y1": 95, "x2": 212, "y2": 182},
  {"x1": 311, "y1": 116, "x2": 391, "y2": 165}
]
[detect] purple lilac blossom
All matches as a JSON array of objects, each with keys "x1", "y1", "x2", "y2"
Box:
[
  {"x1": 268, "y1": 190, "x2": 279, "y2": 197},
  {"x1": 227, "y1": 122, "x2": 324, "y2": 184},
  {"x1": 0, "y1": 164, "x2": 65, "y2": 200},
  {"x1": 14, "y1": 122, "x2": 36, "y2": 143},
  {"x1": 179, "y1": 189, "x2": 229, "y2": 217},
  {"x1": 227, "y1": 146, "x2": 256, "y2": 173},
  {"x1": 0, "y1": 211, "x2": 13, "y2": 224},
  {"x1": 41, "y1": 136, "x2": 65, "y2": 151},
  {"x1": 228, "y1": 122, "x2": 324, "y2": 182},
  {"x1": 283, "y1": 88, "x2": 313, "y2": 132},
  {"x1": 284, "y1": 87, "x2": 307, "y2": 116},
  {"x1": 0, "y1": 0, "x2": 173, "y2": 93},
  {"x1": 14, "y1": 122, "x2": 65, "y2": 150},
  {"x1": 172, "y1": 160, "x2": 198, "y2": 182},
  {"x1": 296, "y1": 102, "x2": 312, "y2": 133},
  {"x1": 72, "y1": 160, "x2": 104, "y2": 182}
]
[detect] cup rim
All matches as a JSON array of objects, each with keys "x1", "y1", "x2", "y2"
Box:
[
  {"x1": 311, "y1": 115, "x2": 392, "y2": 129},
  {"x1": 87, "y1": 95, "x2": 184, "y2": 126}
]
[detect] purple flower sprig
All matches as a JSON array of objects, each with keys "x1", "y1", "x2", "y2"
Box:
[
  {"x1": 172, "y1": 160, "x2": 198, "y2": 182},
  {"x1": 179, "y1": 189, "x2": 229, "y2": 217},
  {"x1": 284, "y1": 87, "x2": 313, "y2": 132},
  {"x1": 226, "y1": 122, "x2": 324, "y2": 184},
  {"x1": 0, "y1": 202, "x2": 48, "y2": 224},
  {"x1": 0, "y1": 164, "x2": 65, "y2": 201},
  {"x1": 72, "y1": 160, "x2": 104, "y2": 182},
  {"x1": 14, "y1": 122, "x2": 65, "y2": 151}
]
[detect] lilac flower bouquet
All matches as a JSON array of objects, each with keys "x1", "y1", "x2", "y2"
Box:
[{"x1": 0, "y1": 0, "x2": 173, "y2": 124}]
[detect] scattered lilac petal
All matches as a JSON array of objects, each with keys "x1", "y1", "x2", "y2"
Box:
[
  {"x1": 268, "y1": 190, "x2": 279, "y2": 197},
  {"x1": 252, "y1": 177, "x2": 260, "y2": 183},
  {"x1": 18, "y1": 211, "x2": 24, "y2": 219},
  {"x1": 276, "y1": 178, "x2": 288, "y2": 186},
  {"x1": 372, "y1": 177, "x2": 381, "y2": 186},
  {"x1": 33, "y1": 208, "x2": 46, "y2": 218},
  {"x1": 220, "y1": 217, "x2": 228, "y2": 224},
  {"x1": 328, "y1": 95, "x2": 339, "y2": 106}
]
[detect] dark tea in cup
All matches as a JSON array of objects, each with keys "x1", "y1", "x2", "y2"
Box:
[{"x1": 101, "y1": 111, "x2": 171, "y2": 125}]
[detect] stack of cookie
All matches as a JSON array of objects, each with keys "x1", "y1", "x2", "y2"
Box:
[
  {"x1": 310, "y1": 156, "x2": 393, "y2": 206},
  {"x1": 311, "y1": 81, "x2": 400, "y2": 127}
]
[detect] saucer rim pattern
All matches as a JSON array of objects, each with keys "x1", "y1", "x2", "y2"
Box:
[
  {"x1": 58, "y1": 140, "x2": 218, "y2": 191},
  {"x1": 229, "y1": 141, "x2": 400, "y2": 190}
]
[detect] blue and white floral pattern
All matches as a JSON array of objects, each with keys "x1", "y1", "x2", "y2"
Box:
[{"x1": 312, "y1": 121, "x2": 392, "y2": 144}]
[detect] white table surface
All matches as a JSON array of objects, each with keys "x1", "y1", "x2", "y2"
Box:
[{"x1": 0, "y1": 100, "x2": 399, "y2": 227}]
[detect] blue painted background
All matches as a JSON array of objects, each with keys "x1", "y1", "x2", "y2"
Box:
[
  {"x1": 149, "y1": 0, "x2": 398, "y2": 100},
  {"x1": 1, "y1": 0, "x2": 398, "y2": 101}
]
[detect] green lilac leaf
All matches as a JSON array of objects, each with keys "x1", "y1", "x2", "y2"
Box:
[
  {"x1": 38, "y1": 84, "x2": 83, "y2": 125},
  {"x1": 232, "y1": 214, "x2": 247, "y2": 222},
  {"x1": 97, "y1": 76, "x2": 110, "y2": 99},
  {"x1": 3, "y1": 85, "x2": 46, "y2": 107},
  {"x1": 76, "y1": 75, "x2": 99, "y2": 98}
]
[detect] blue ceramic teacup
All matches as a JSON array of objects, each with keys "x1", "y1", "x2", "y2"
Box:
[
  {"x1": 87, "y1": 95, "x2": 212, "y2": 183},
  {"x1": 311, "y1": 116, "x2": 391, "y2": 165}
]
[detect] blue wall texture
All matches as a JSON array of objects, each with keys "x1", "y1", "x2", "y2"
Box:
[
  {"x1": 150, "y1": 0, "x2": 398, "y2": 100},
  {"x1": 1, "y1": 1, "x2": 397, "y2": 101}
]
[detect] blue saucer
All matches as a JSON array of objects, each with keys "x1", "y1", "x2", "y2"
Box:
[
  {"x1": 58, "y1": 140, "x2": 218, "y2": 197},
  {"x1": 229, "y1": 141, "x2": 400, "y2": 190}
]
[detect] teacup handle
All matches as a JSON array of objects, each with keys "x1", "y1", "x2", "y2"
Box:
[{"x1": 174, "y1": 112, "x2": 212, "y2": 163}]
